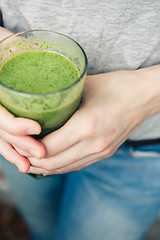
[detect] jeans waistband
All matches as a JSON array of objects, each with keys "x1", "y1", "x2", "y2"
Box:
[{"x1": 125, "y1": 138, "x2": 160, "y2": 147}]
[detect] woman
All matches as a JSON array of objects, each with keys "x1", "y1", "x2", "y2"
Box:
[{"x1": 0, "y1": 1, "x2": 160, "y2": 239}]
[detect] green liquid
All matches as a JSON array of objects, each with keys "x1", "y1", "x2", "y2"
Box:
[
  {"x1": 0, "y1": 50, "x2": 83, "y2": 138},
  {"x1": 0, "y1": 50, "x2": 79, "y2": 94}
]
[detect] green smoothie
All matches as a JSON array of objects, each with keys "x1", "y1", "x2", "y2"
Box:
[
  {"x1": 0, "y1": 50, "x2": 80, "y2": 94},
  {"x1": 0, "y1": 50, "x2": 83, "y2": 137}
]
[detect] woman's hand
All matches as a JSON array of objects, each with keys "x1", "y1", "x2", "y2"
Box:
[
  {"x1": 27, "y1": 68, "x2": 160, "y2": 175},
  {"x1": 0, "y1": 105, "x2": 46, "y2": 173}
]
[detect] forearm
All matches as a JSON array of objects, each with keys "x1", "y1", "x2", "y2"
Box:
[{"x1": 0, "y1": 26, "x2": 13, "y2": 41}]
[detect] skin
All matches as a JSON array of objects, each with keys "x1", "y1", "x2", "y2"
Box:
[{"x1": 0, "y1": 27, "x2": 160, "y2": 175}]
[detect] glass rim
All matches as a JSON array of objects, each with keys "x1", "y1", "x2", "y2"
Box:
[{"x1": 0, "y1": 29, "x2": 88, "y2": 97}]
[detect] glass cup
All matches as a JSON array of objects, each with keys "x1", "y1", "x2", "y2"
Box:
[{"x1": 0, "y1": 30, "x2": 87, "y2": 179}]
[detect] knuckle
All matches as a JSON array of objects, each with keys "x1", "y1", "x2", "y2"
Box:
[
  {"x1": 43, "y1": 160, "x2": 60, "y2": 172},
  {"x1": 8, "y1": 118, "x2": 21, "y2": 135},
  {"x1": 94, "y1": 137, "x2": 108, "y2": 153},
  {"x1": 7, "y1": 124, "x2": 19, "y2": 135},
  {"x1": 43, "y1": 162, "x2": 52, "y2": 171},
  {"x1": 82, "y1": 114, "x2": 98, "y2": 138}
]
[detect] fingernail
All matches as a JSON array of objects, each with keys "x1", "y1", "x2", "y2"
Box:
[
  {"x1": 16, "y1": 163, "x2": 25, "y2": 173},
  {"x1": 18, "y1": 168, "x2": 24, "y2": 173},
  {"x1": 28, "y1": 149, "x2": 41, "y2": 158},
  {"x1": 26, "y1": 127, "x2": 40, "y2": 135}
]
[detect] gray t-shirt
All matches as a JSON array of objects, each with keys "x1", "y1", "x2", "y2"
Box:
[{"x1": 1, "y1": 0, "x2": 160, "y2": 141}]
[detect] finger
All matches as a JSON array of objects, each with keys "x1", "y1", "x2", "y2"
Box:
[
  {"x1": 14, "y1": 146, "x2": 29, "y2": 157},
  {"x1": 28, "y1": 134, "x2": 113, "y2": 172},
  {"x1": 55, "y1": 146, "x2": 117, "y2": 174},
  {"x1": 56, "y1": 157, "x2": 101, "y2": 174},
  {"x1": 28, "y1": 157, "x2": 96, "y2": 176},
  {"x1": 27, "y1": 156, "x2": 101, "y2": 176},
  {"x1": 28, "y1": 140, "x2": 91, "y2": 170},
  {"x1": 0, "y1": 138, "x2": 30, "y2": 172},
  {"x1": 0, "y1": 129, "x2": 46, "y2": 159},
  {"x1": 13, "y1": 146, "x2": 35, "y2": 158},
  {"x1": 53, "y1": 133, "x2": 123, "y2": 174},
  {"x1": 41, "y1": 108, "x2": 91, "y2": 157},
  {"x1": 41, "y1": 112, "x2": 81, "y2": 157},
  {"x1": 0, "y1": 105, "x2": 41, "y2": 135},
  {"x1": 28, "y1": 135, "x2": 118, "y2": 175},
  {"x1": 28, "y1": 166, "x2": 54, "y2": 175},
  {"x1": 28, "y1": 140, "x2": 118, "y2": 176},
  {"x1": 42, "y1": 156, "x2": 102, "y2": 175}
]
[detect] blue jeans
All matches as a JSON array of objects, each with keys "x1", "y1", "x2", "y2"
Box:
[{"x1": 1, "y1": 143, "x2": 160, "y2": 240}]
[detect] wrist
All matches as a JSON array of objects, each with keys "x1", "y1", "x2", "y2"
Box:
[{"x1": 134, "y1": 65, "x2": 160, "y2": 116}]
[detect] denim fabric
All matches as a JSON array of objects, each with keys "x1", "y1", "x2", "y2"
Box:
[{"x1": 1, "y1": 143, "x2": 160, "y2": 240}]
